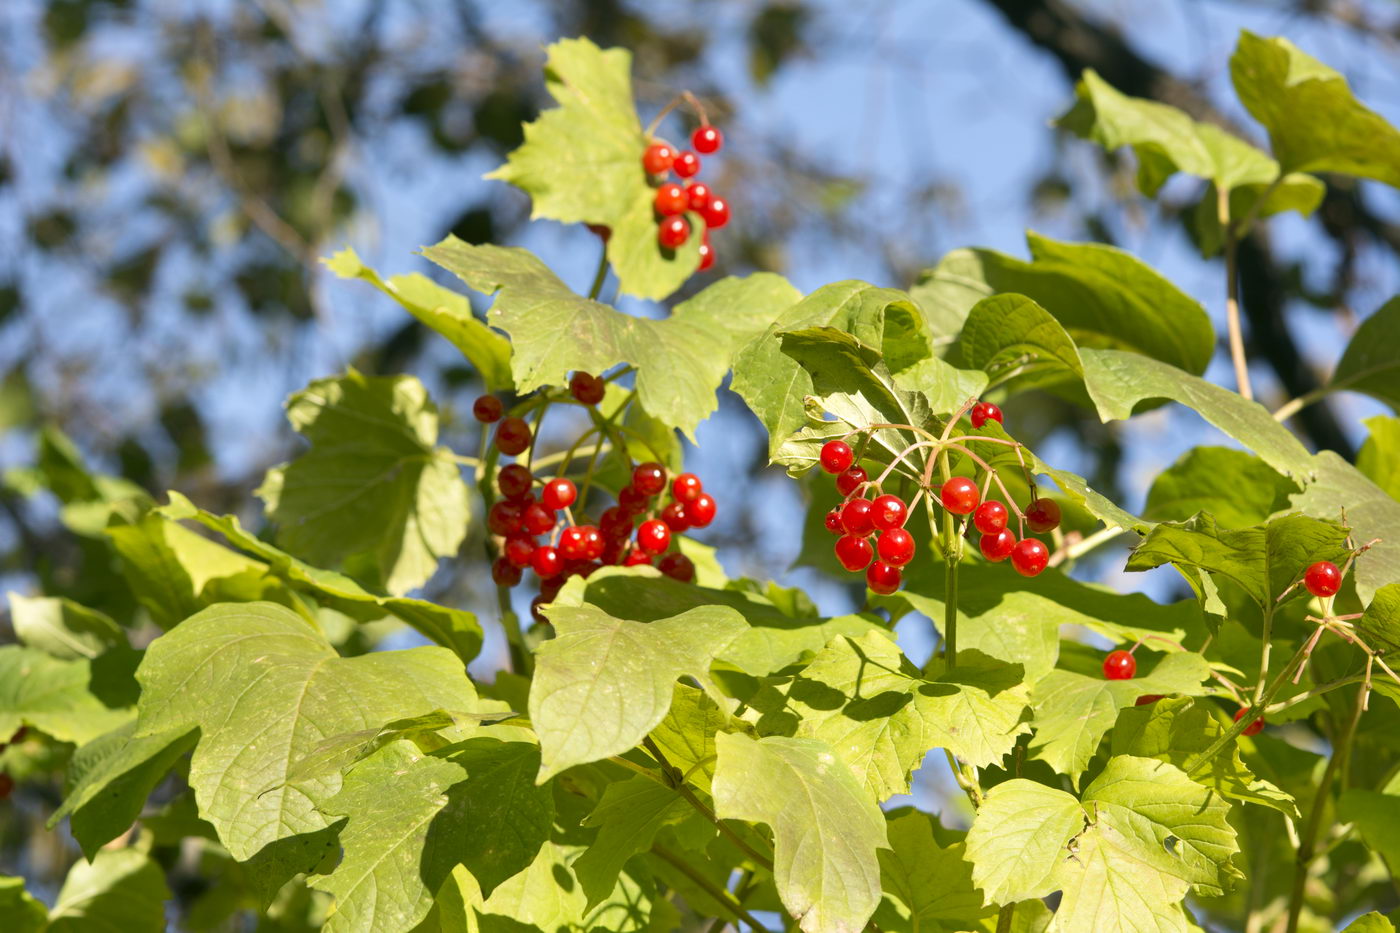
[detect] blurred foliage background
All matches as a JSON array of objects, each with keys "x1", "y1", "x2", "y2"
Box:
[{"x1": 2, "y1": 0, "x2": 1399, "y2": 920}]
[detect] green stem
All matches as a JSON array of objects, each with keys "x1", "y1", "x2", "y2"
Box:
[
  {"x1": 1254, "y1": 604, "x2": 1276, "y2": 705},
  {"x1": 935, "y1": 446, "x2": 961, "y2": 668},
  {"x1": 1284, "y1": 682, "x2": 1367, "y2": 933},
  {"x1": 496, "y1": 582, "x2": 530, "y2": 675},
  {"x1": 995, "y1": 903, "x2": 1016, "y2": 933},
  {"x1": 1273, "y1": 386, "x2": 1329, "y2": 423},
  {"x1": 650, "y1": 844, "x2": 773, "y2": 933},
  {"x1": 643, "y1": 737, "x2": 775, "y2": 872},
  {"x1": 587, "y1": 246, "x2": 609, "y2": 300},
  {"x1": 1188, "y1": 640, "x2": 1312, "y2": 777}
]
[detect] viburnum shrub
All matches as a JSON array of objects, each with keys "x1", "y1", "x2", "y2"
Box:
[{"x1": 4, "y1": 32, "x2": 1400, "y2": 933}]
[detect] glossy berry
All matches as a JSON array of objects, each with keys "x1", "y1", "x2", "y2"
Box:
[
  {"x1": 658, "y1": 552, "x2": 696, "y2": 583},
  {"x1": 522, "y1": 502, "x2": 555, "y2": 536},
  {"x1": 660, "y1": 501, "x2": 690, "y2": 532},
  {"x1": 541, "y1": 477, "x2": 577, "y2": 512},
  {"x1": 877, "y1": 528, "x2": 915, "y2": 566},
  {"x1": 472, "y1": 395, "x2": 503, "y2": 423},
  {"x1": 1235, "y1": 708, "x2": 1265, "y2": 736},
  {"x1": 569, "y1": 372, "x2": 606, "y2": 405},
  {"x1": 697, "y1": 236, "x2": 715, "y2": 272},
  {"x1": 673, "y1": 150, "x2": 701, "y2": 178},
  {"x1": 820, "y1": 440, "x2": 854, "y2": 475},
  {"x1": 658, "y1": 215, "x2": 690, "y2": 249},
  {"x1": 973, "y1": 500, "x2": 1008, "y2": 535},
  {"x1": 1103, "y1": 650, "x2": 1136, "y2": 680},
  {"x1": 637, "y1": 519, "x2": 672, "y2": 553},
  {"x1": 495, "y1": 417, "x2": 532, "y2": 456},
  {"x1": 1135, "y1": 694, "x2": 1165, "y2": 706},
  {"x1": 618, "y1": 484, "x2": 649, "y2": 513},
  {"x1": 559, "y1": 526, "x2": 589, "y2": 561},
  {"x1": 701, "y1": 196, "x2": 730, "y2": 228},
  {"x1": 601, "y1": 538, "x2": 627, "y2": 565},
  {"x1": 1304, "y1": 560, "x2": 1341, "y2": 598},
  {"x1": 642, "y1": 142, "x2": 675, "y2": 175},
  {"x1": 623, "y1": 549, "x2": 652, "y2": 567},
  {"x1": 632, "y1": 462, "x2": 667, "y2": 495},
  {"x1": 692, "y1": 125, "x2": 723, "y2": 154},
  {"x1": 1010, "y1": 538, "x2": 1049, "y2": 577},
  {"x1": 871, "y1": 494, "x2": 907, "y2": 530},
  {"x1": 835, "y1": 534, "x2": 874, "y2": 572},
  {"x1": 487, "y1": 500, "x2": 524, "y2": 536},
  {"x1": 580, "y1": 526, "x2": 605, "y2": 560},
  {"x1": 531, "y1": 545, "x2": 563, "y2": 579},
  {"x1": 940, "y1": 477, "x2": 980, "y2": 515},
  {"x1": 824, "y1": 507, "x2": 844, "y2": 535},
  {"x1": 969, "y1": 402, "x2": 1003, "y2": 428},
  {"x1": 672, "y1": 473, "x2": 703, "y2": 503},
  {"x1": 686, "y1": 182, "x2": 713, "y2": 210},
  {"x1": 685, "y1": 492, "x2": 717, "y2": 528},
  {"x1": 867, "y1": 561, "x2": 902, "y2": 595},
  {"x1": 841, "y1": 498, "x2": 876, "y2": 537},
  {"x1": 1025, "y1": 499, "x2": 1062, "y2": 534},
  {"x1": 980, "y1": 529, "x2": 1016, "y2": 562},
  {"x1": 497, "y1": 463, "x2": 533, "y2": 500},
  {"x1": 600, "y1": 506, "x2": 633, "y2": 540},
  {"x1": 654, "y1": 183, "x2": 688, "y2": 216},
  {"x1": 504, "y1": 535, "x2": 536, "y2": 568},
  {"x1": 492, "y1": 557, "x2": 522, "y2": 587},
  {"x1": 836, "y1": 466, "x2": 867, "y2": 497}
]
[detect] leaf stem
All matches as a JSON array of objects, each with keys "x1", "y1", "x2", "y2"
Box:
[
  {"x1": 995, "y1": 903, "x2": 1016, "y2": 933},
  {"x1": 587, "y1": 244, "x2": 609, "y2": 301},
  {"x1": 496, "y1": 582, "x2": 530, "y2": 675},
  {"x1": 935, "y1": 445, "x2": 961, "y2": 668},
  {"x1": 1272, "y1": 386, "x2": 1328, "y2": 423},
  {"x1": 1218, "y1": 184, "x2": 1253, "y2": 401},
  {"x1": 643, "y1": 737, "x2": 775, "y2": 872},
  {"x1": 1254, "y1": 603, "x2": 1277, "y2": 705},
  {"x1": 1187, "y1": 639, "x2": 1313, "y2": 777},
  {"x1": 651, "y1": 843, "x2": 773, "y2": 933}
]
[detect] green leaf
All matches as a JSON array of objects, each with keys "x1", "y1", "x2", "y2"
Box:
[
  {"x1": 484, "y1": 37, "x2": 698, "y2": 299},
  {"x1": 47, "y1": 849, "x2": 171, "y2": 933},
  {"x1": 133, "y1": 602, "x2": 480, "y2": 870},
  {"x1": 917, "y1": 650, "x2": 1033, "y2": 771},
  {"x1": 285, "y1": 710, "x2": 503, "y2": 786},
  {"x1": 1358, "y1": 415, "x2": 1400, "y2": 500},
  {"x1": 1290, "y1": 451, "x2": 1400, "y2": 603},
  {"x1": 875, "y1": 811, "x2": 993, "y2": 932},
  {"x1": 0, "y1": 645, "x2": 132, "y2": 744},
  {"x1": 423, "y1": 238, "x2": 799, "y2": 439},
  {"x1": 1359, "y1": 584, "x2": 1400, "y2": 656},
  {"x1": 1028, "y1": 652, "x2": 1213, "y2": 783},
  {"x1": 950, "y1": 293, "x2": 1084, "y2": 394},
  {"x1": 0, "y1": 876, "x2": 47, "y2": 933},
  {"x1": 50, "y1": 721, "x2": 197, "y2": 857},
  {"x1": 911, "y1": 234, "x2": 1214, "y2": 375},
  {"x1": 6, "y1": 592, "x2": 124, "y2": 659},
  {"x1": 965, "y1": 779, "x2": 1084, "y2": 904},
  {"x1": 1046, "y1": 818, "x2": 1191, "y2": 933},
  {"x1": 713, "y1": 733, "x2": 888, "y2": 933},
  {"x1": 1230, "y1": 31, "x2": 1400, "y2": 185},
  {"x1": 647, "y1": 683, "x2": 734, "y2": 794},
  {"x1": 574, "y1": 775, "x2": 689, "y2": 908},
  {"x1": 1339, "y1": 789, "x2": 1400, "y2": 879},
  {"x1": 322, "y1": 247, "x2": 512, "y2": 391},
  {"x1": 1144, "y1": 447, "x2": 1299, "y2": 528},
  {"x1": 1331, "y1": 296, "x2": 1400, "y2": 412},
  {"x1": 1342, "y1": 914, "x2": 1397, "y2": 933},
  {"x1": 530, "y1": 602, "x2": 747, "y2": 780},
  {"x1": 1126, "y1": 512, "x2": 1350, "y2": 609},
  {"x1": 258, "y1": 369, "x2": 469, "y2": 596},
  {"x1": 160, "y1": 492, "x2": 482, "y2": 661},
  {"x1": 1189, "y1": 177, "x2": 1327, "y2": 258}
]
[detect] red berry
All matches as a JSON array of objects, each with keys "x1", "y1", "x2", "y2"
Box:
[
  {"x1": 838, "y1": 498, "x2": 873, "y2": 537},
  {"x1": 473, "y1": 395, "x2": 503, "y2": 423},
  {"x1": 531, "y1": 545, "x2": 563, "y2": 579},
  {"x1": 1025, "y1": 499, "x2": 1061, "y2": 534},
  {"x1": 824, "y1": 507, "x2": 844, "y2": 535},
  {"x1": 539, "y1": 574, "x2": 564, "y2": 602},
  {"x1": 969, "y1": 402, "x2": 1003, "y2": 428},
  {"x1": 541, "y1": 478, "x2": 577, "y2": 512},
  {"x1": 658, "y1": 215, "x2": 690, "y2": 249},
  {"x1": 642, "y1": 142, "x2": 675, "y2": 175},
  {"x1": 836, "y1": 466, "x2": 867, "y2": 497},
  {"x1": 487, "y1": 500, "x2": 524, "y2": 536},
  {"x1": 820, "y1": 440, "x2": 854, "y2": 475},
  {"x1": 495, "y1": 417, "x2": 532, "y2": 456},
  {"x1": 522, "y1": 501, "x2": 555, "y2": 536},
  {"x1": 661, "y1": 501, "x2": 691, "y2": 532},
  {"x1": 1135, "y1": 694, "x2": 1165, "y2": 706},
  {"x1": 497, "y1": 463, "x2": 533, "y2": 500},
  {"x1": 686, "y1": 182, "x2": 713, "y2": 211},
  {"x1": 697, "y1": 235, "x2": 715, "y2": 272},
  {"x1": 1010, "y1": 538, "x2": 1049, "y2": 577},
  {"x1": 672, "y1": 473, "x2": 703, "y2": 503},
  {"x1": 980, "y1": 529, "x2": 1016, "y2": 562},
  {"x1": 505, "y1": 535, "x2": 536, "y2": 568},
  {"x1": 1103, "y1": 649, "x2": 1136, "y2": 680},
  {"x1": 1304, "y1": 560, "x2": 1341, "y2": 598},
  {"x1": 569, "y1": 372, "x2": 606, "y2": 405},
  {"x1": 1234, "y1": 708, "x2": 1265, "y2": 736},
  {"x1": 580, "y1": 526, "x2": 605, "y2": 561},
  {"x1": 871, "y1": 494, "x2": 907, "y2": 530},
  {"x1": 877, "y1": 528, "x2": 915, "y2": 566},
  {"x1": 673, "y1": 150, "x2": 701, "y2": 178},
  {"x1": 835, "y1": 535, "x2": 874, "y2": 572},
  {"x1": 560, "y1": 526, "x2": 589, "y2": 561},
  {"x1": 600, "y1": 506, "x2": 633, "y2": 540},
  {"x1": 684, "y1": 492, "x2": 717, "y2": 528},
  {"x1": 658, "y1": 552, "x2": 695, "y2": 583},
  {"x1": 692, "y1": 125, "x2": 723, "y2": 154},
  {"x1": 973, "y1": 500, "x2": 1008, "y2": 535},
  {"x1": 866, "y1": 561, "x2": 902, "y2": 595},
  {"x1": 623, "y1": 548, "x2": 652, "y2": 567},
  {"x1": 654, "y1": 183, "x2": 688, "y2": 216},
  {"x1": 618, "y1": 484, "x2": 649, "y2": 513},
  {"x1": 492, "y1": 557, "x2": 522, "y2": 587},
  {"x1": 586, "y1": 223, "x2": 611, "y2": 241},
  {"x1": 637, "y1": 519, "x2": 672, "y2": 553},
  {"x1": 701, "y1": 196, "x2": 730, "y2": 228},
  {"x1": 940, "y1": 477, "x2": 979, "y2": 515},
  {"x1": 632, "y1": 462, "x2": 667, "y2": 496}
]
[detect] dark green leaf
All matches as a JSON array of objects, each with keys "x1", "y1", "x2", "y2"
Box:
[
  {"x1": 1144, "y1": 447, "x2": 1299, "y2": 528},
  {"x1": 1331, "y1": 296, "x2": 1400, "y2": 412}
]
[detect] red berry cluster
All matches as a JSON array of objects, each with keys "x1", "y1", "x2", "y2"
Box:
[
  {"x1": 642, "y1": 124, "x2": 729, "y2": 270},
  {"x1": 816, "y1": 440, "x2": 914, "y2": 595},
  {"x1": 473, "y1": 371, "x2": 609, "y2": 455}
]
